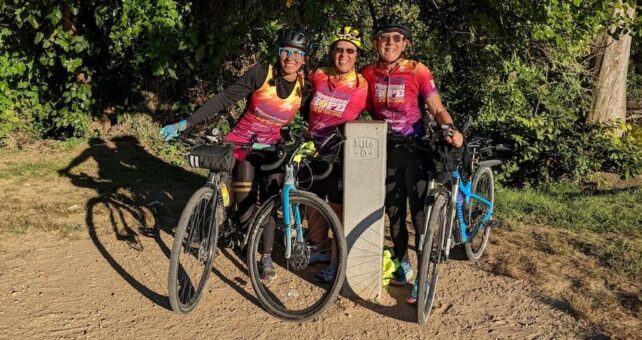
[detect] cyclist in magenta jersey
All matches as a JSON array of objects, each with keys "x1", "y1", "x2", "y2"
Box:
[
  {"x1": 160, "y1": 28, "x2": 311, "y2": 281},
  {"x1": 302, "y1": 25, "x2": 369, "y2": 283},
  {"x1": 361, "y1": 15, "x2": 463, "y2": 304}
]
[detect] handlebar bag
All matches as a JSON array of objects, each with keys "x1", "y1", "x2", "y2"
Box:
[{"x1": 187, "y1": 143, "x2": 235, "y2": 172}]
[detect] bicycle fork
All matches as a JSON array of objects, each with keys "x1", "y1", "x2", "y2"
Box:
[
  {"x1": 443, "y1": 176, "x2": 460, "y2": 261},
  {"x1": 418, "y1": 180, "x2": 437, "y2": 253},
  {"x1": 281, "y1": 165, "x2": 303, "y2": 260}
]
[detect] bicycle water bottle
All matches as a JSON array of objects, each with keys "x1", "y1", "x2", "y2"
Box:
[{"x1": 220, "y1": 183, "x2": 231, "y2": 207}]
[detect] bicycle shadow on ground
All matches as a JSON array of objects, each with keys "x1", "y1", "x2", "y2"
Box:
[
  {"x1": 58, "y1": 136, "x2": 204, "y2": 310},
  {"x1": 212, "y1": 248, "x2": 261, "y2": 306}
]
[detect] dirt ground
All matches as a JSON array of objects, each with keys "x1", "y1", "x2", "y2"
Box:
[
  {"x1": 0, "y1": 137, "x2": 638, "y2": 339},
  {"x1": 1, "y1": 230, "x2": 585, "y2": 339}
]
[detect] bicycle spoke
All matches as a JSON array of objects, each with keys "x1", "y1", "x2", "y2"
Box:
[
  {"x1": 464, "y1": 167, "x2": 494, "y2": 261},
  {"x1": 169, "y1": 187, "x2": 220, "y2": 314},
  {"x1": 248, "y1": 192, "x2": 346, "y2": 320}
]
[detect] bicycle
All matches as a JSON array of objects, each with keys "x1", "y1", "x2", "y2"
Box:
[
  {"x1": 412, "y1": 124, "x2": 514, "y2": 324},
  {"x1": 167, "y1": 130, "x2": 284, "y2": 314},
  {"x1": 245, "y1": 130, "x2": 348, "y2": 321}
]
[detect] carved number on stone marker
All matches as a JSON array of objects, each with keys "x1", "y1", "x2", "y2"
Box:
[{"x1": 351, "y1": 138, "x2": 378, "y2": 160}]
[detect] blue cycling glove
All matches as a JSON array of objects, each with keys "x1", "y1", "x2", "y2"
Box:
[{"x1": 160, "y1": 119, "x2": 188, "y2": 141}]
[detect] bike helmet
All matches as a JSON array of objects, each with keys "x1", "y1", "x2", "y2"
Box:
[
  {"x1": 374, "y1": 15, "x2": 411, "y2": 40},
  {"x1": 328, "y1": 25, "x2": 363, "y2": 50},
  {"x1": 277, "y1": 27, "x2": 311, "y2": 54}
]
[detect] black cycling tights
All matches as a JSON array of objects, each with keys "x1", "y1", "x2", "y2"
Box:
[
  {"x1": 385, "y1": 143, "x2": 433, "y2": 260},
  {"x1": 233, "y1": 156, "x2": 283, "y2": 254}
]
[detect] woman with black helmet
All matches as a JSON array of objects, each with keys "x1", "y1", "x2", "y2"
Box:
[
  {"x1": 160, "y1": 27, "x2": 311, "y2": 281},
  {"x1": 361, "y1": 15, "x2": 463, "y2": 304}
]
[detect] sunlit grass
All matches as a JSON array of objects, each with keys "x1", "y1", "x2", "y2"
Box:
[{"x1": 496, "y1": 182, "x2": 642, "y2": 278}]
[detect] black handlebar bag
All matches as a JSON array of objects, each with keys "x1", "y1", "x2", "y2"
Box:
[{"x1": 187, "y1": 143, "x2": 235, "y2": 172}]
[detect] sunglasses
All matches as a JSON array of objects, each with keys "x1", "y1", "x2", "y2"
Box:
[
  {"x1": 278, "y1": 47, "x2": 305, "y2": 60},
  {"x1": 378, "y1": 33, "x2": 405, "y2": 43},
  {"x1": 334, "y1": 47, "x2": 357, "y2": 55}
]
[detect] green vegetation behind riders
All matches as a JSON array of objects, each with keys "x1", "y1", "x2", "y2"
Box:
[
  {"x1": 2, "y1": 1, "x2": 642, "y2": 185},
  {"x1": 497, "y1": 182, "x2": 642, "y2": 278}
]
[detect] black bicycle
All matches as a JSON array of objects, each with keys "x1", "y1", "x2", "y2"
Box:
[
  {"x1": 167, "y1": 129, "x2": 286, "y2": 314},
  {"x1": 167, "y1": 128, "x2": 346, "y2": 319}
]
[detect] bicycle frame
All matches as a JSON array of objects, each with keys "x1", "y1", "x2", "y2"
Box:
[
  {"x1": 451, "y1": 170, "x2": 494, "y2": 243},
  {"x1": 418, "y1": 168, "x2": 494, "y2": 253}
]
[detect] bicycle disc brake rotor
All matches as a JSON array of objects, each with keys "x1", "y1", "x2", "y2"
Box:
[
  {"x1": 290, "y1": 240, "x2": 310, "y2": 271},
  {"x1": 197, "y1": 239, "x2": 210, "y2": 264}
]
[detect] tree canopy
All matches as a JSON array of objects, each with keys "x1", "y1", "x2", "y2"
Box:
[{"x1": 1, "y1": 0, "x2": 641, "y2": 183}]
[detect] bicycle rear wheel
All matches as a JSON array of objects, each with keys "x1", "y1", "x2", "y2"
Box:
[
  {"x1": 417, "y1": 191, "x2": 449, "y2": 325},
  {"x1": 168, "y1": 186, "x2": 222, "y2": 314},
  {"x1": 247, "y1": 190, "x2": 346, "y2": 321},
  {"x1": 464, "y1": 166, "x2": 495, "y2": 261}
]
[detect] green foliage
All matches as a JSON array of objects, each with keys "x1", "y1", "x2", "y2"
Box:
[
  {"x1": 118, "y1": 112, "x2": 188, "y2": 166},
  {"x1": 1, "y1": 0, "x2": 641, "y2": 183},
  {"x1": 413, "y1": 0, "x2": 642, "y2": 183},
  {"x1": 497, "y1": 181, "x2": 642, "y2": 278},
  {"x1": 497, "y1": 183, "x2": 642, "y2": 236}
]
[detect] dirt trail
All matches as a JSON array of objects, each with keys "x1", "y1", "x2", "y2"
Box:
[
  {"x1": 0, "y1": 137, "x2": 614, "y2": 339},
  {"x1": 1, "y1": 229, "x2": 585, "y2": 339}
]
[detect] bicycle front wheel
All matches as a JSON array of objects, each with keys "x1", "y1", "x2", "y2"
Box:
[
  {"x1": 247, "y1": 190, "x2": 346, "y2": 321},
  {"x1": 417, "y1": 191, "x2": 449, "y2": 325},
  {"x1": 168, "y1": 186, "x2": 222, "y2": 314},
  {"x1": 464, "y1": 166, "x2": 495, "y2": 262}
]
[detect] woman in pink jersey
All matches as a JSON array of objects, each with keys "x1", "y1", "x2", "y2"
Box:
[
  {"x1": 361, "y1": 15, "x2": 463, "y2": 303},
  {"x1": 302, "y1": 25, "x2": 369, "y2": 282},
  {"x1": 160, "y1": 28, "x2": 310, "y2": 280}
]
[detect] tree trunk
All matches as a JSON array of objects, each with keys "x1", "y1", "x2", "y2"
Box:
[{"x1": 587, "y1": 4, "x2": 635, "y2": 128}]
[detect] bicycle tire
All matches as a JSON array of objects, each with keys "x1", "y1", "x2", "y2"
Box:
[
  {"x1": 464, "y1": 166, "x2": 495, "y2": 262},
  {"x1": 247, "y1": 190, "x2": 346, "y2": 321},
  {"x1": 168, "y1": 186, "x2": 222, "y2": 314},
  {"x1": 417, "y1": 191, "x2": 449, "y2": 325}
]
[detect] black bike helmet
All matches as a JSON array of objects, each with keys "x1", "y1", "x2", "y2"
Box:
[
  {"x1": 374, "y1": 15, "x2": 411, "y2": 40},
  {"x1": 277, "y1": 27, "x2": 311, "y2": 54}
]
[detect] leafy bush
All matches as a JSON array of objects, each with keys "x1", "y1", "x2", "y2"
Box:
[{"x1": 1, "y1": 0, "x2": 641, "y2": 183}]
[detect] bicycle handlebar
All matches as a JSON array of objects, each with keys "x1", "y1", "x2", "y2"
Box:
[
  {"x1": 494, "y1": 144, "x2": 515, "y2": 152},
  {"x1": 260, "y1": 149, "x2": 288, "y2": 172},
  {"x1": 312, "y1": 162, "x2": 334, "y2": 182}
]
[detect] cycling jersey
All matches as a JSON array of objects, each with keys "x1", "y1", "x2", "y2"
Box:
[
  {"x1": 226, "y1": 64, "x2": 304, "y2": 158},
  {"x1": 361, "y1": 59, "x2": 438, "y2": 137},
  {"x1": 307, "y1": 67, "x2": 368, "y2": 141},
  {"x1": 187, "y1": 63, "x2": 301, "y2": 128}
]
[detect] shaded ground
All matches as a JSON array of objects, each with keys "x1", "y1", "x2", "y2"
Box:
[{"x1": 0, "y1": 136, "x2": 638, "y2": 339}]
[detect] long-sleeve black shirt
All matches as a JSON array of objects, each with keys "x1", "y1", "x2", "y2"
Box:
[{"x1": 187, "y1": 63, "x2": 303, "y2": 128}]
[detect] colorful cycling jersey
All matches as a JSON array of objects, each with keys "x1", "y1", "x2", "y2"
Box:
[
  {"x1": 361, "y1": 59, "x2": 438, "y2": 137},
  {"x1": 308, "y1": 67, "x2": 368, "y2": 141},
  {"x1": 226, "y1": 64, "x2": 304, "y2": 157}
]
